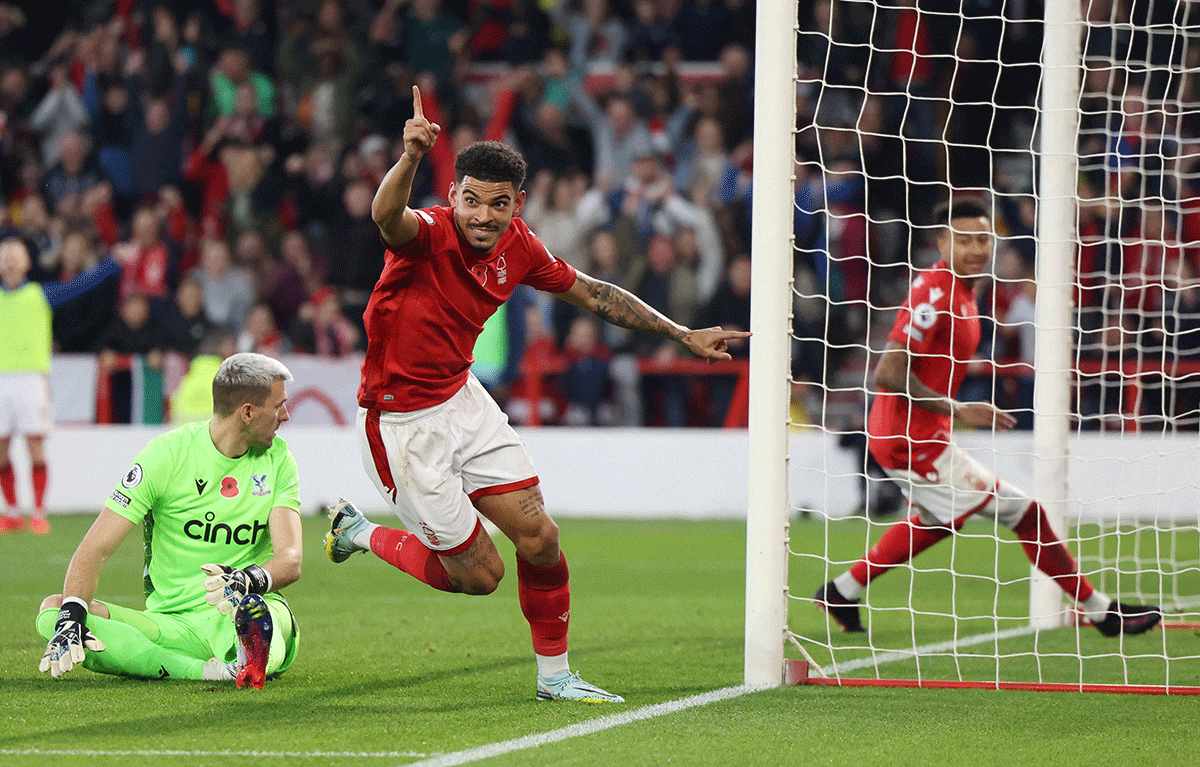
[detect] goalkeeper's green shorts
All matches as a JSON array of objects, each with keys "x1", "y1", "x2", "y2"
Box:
[{"x1": 97, "y1": 595, "x2": 298, "y2": 676}]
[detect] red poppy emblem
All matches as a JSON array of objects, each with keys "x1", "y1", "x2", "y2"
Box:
[
  {"x1": 471, "y1": 264, "x2": 488, "y2": 286},
  {"x1": 221, "y1": 476, "x2": 239, "y2": 497}
]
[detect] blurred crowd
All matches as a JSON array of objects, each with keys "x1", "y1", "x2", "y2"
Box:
[{"x1": 2, "y1": 0, "x2": 1198, "y2": 428}]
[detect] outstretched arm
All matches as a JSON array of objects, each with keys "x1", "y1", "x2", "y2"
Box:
[
  {"x1": 372, "y1": 85, "x2": 441, "y2": 250},
  {"x1": 873, "y1": 341, "x2": 1016, "y2": 429},
  {"x1": 557, "y1": 271, "x2": 751, "y2": 361}
]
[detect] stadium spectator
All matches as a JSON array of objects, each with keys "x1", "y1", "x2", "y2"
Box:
[
  {"x1": 672, "y1": 223, "x2": 722, "y2": 307},
  {"x1": 713, "y1": 43, "x2": 753, "y2": 149},
  {"x1": 209, "y1": 44, "x2": 275, "y2": 121},
  {"x1": 397, "y1": 0, "x2": 467, "y2": 84},
  {"x1": 294, "y1": 35, "x2": 364, "y2": 148},
  {"x1": 30, "y1": 61, "x2": 88, "y2": 170},
  {"x1": 13, "y1": 193, "x2": 59, "y2": 280},
  {"x1": 36, "y1": 352, "x2": 301, "y2": 688},
  {"x1": 244, "y1": 235, "x2": 308, "y2": 334},
  {"x1": 622, "y1": 232, "x2": 699, "y2": 426},
  {"x1": 51, "y1": 230, "x2": 119, "y2": 354},
  {"x1": 552, "y1": 0, "x2": 627, "y2": 70},
  {"x1": 238, "y1": 301, "x2": 292, "y2": 356},
  {"x1": 128, "y1": 55, "x2": 189, "y2": 200},
  {"x1": 559, "y1": 315, "x2": 614, "y2": 426},
  {"x1": 520, "y1": 169, "x2": 609, "y2": 272},
  {"x1": 322, "y1": 89, "x2": 745, "y2": 703},
  {"x1": 84, "y1": 73, "x2": 136, "y2": 210},
  {"x1": 672, "y1": 115, "x2": 731, "y2": 201},
  {"x1": 220, "y1": 0, "x2": 274, "y2": 75},
  {"x1": 116, "y1": 205, "x2": 176, "y2": 308},
  {"x1": 506, "y1": 302, "x2": 566, "y2": 425},
  {"x1": 551, "y1": 226, "x2": 634, "y2": 348},
  {"x1": 279, "y1": 228, "x2": 326, "y2": 299},
  {"x1": 608, "y1": 146, "x2": 716, "y2": 266},
  {"x1": 567, "y1": 83, "x2": 654, "y2": 192},
  {"x1": 0, "y1": 3, "x2": 28, "y2": 64},
  {"x1": 97, "y1": 292, "x2": 167, "y2": 370},
  {"x1": 289, "y1": 286, "x2": 360, "y2": 357},
  {"x1": 693, "y1": 253, "x2": 750, "y2": 425},
  {"x1": 813, "y1": 198, "x2": 1163, "y2": 638},
  {"x1": 625, "y1": 0, "x2": 677, "y2": 63},
  {"x1": 221, "y1": 141, "x2": 285, "y2": 244},
  {"x1": 282, "y1": 138, "x2": 342, "y2": 238},
  {"x1": 0, "y1": 236, "x2": 121, "y2": 534},
  {"x1": 161, "y1": 276, "x2": 212, "y2": 357},
  {"x1": 188, "y1": 238, "x2": 255, "y2": 332},
  {"x1": 43, "y1": 130, "x2": 105, "y2": 218},
  {"x1": 169, "y1": 326, "x2": 237, "y2": 424},
  {"x1": 324, "y1": 179, "x2": 385, "y2": 336},
  {"x1": 490, "y1": 69, "x2": 594, "y2": 180}
]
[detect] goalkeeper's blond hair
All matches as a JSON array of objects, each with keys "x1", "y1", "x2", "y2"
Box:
[{"x1": 212, "y1": 353, "x2": 293, "y2": 417}]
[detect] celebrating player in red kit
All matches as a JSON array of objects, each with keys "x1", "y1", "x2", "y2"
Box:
[
  {"x1": 814, "y1": 197, "x2": 1162, "y2": 637},
  {"x1": 324, "y1": 86, "x2": 749, "y2": 702}
]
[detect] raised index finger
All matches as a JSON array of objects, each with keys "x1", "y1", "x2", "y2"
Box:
[{"x1": 412, "y1": 85, "x2": 424, "y2": 120}]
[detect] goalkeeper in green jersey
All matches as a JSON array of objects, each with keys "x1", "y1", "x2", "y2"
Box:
[{"x1": 35, "y1": 353, "x2": 302, "y2": 688}]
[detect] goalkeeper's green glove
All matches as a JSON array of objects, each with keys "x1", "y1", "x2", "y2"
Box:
[
  {"x1": 201, "y1": 563, "x2": 272, "y2": 615},
  {"x1": 39, "y1": 599, "x2": 106, "y2": 678}
]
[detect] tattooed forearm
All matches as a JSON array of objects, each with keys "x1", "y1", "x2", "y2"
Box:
[{"x1": 584, "y1": 277, "x2": 686, "y2": 342}]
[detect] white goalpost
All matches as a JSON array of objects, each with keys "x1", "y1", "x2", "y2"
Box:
[{"x1": 747, "y1": 0, "x2": 1200, "y2": 693}]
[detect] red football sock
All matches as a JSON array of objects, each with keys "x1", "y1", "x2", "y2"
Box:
[
  {"x1": 369, "y1": 526, "x2": 455, "y2": 592},
  {"x1": 31, "y1": 463, "x2": 47, "y2": 512},
  {"x1": 1013, "y1": 503, "x2": 1094, "y2": 602},
  {"x1": 0, "y1": 463, "x2": 16, "y2": 509},
  {"x1": 518, "y1": 552, "x2": 570, "y2": 657},
  {"x1": 849, "y1": 514, "x2": 955, "y2": 585}
]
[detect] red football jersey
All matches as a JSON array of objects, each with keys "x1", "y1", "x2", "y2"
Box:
[
  {"x1": 358, "y1": 207, "x2": 578, "y2": 411},
  {"x1": 868, "y1": 260, "x2": 982, "y2": 473}
]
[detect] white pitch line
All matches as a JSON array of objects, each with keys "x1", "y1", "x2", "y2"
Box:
[
  {"x1": 821, "y1": 624, "x2": 1040, "y2": 676},
  {"x1": 400, "y1": 685, "x2": 762, "y2": 767},
  {"x1": 0, "y1": 748, "x2": 430, "y2": 759}
]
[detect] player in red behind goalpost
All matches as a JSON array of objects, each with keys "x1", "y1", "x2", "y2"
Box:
[
  {"x1": 815, "y1": 196, "x2": 1162, "y2": 637},
  {"x1": 323, "y1": 86, "x2": 749, "y2": 703}
]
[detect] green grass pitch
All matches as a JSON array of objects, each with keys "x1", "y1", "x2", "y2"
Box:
[{"x1": 1, "y1": 514, "x2": 1197, "y2": 766}]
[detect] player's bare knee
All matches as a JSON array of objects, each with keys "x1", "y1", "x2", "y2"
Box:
[
  {"x1": 453, "y1": 565, "x2": 503, "y2": 595},
  {"x1": 517, "y1": 519, "x2": 560, "y2": 567},
  {"x1": 39, "y1": 594, "x2": 62, "y2": 612}
]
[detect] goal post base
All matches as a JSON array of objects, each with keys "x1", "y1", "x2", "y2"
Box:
[
  {"x1": 783, "y1": 659, "x2": 810, "y2": 686},
  {"x1": 784, "y1": 668, "x2": 1200, "y2": 696}
]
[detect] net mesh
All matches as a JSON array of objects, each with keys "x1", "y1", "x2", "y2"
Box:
[{"x1": 786, "y1": 0, "x2": 1200, "y2": 690}]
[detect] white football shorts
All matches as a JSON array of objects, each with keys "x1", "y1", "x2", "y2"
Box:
[
  {"x1": 357, "y1": 373, "x2": 539, "y2": 552},
  {"x1": 0, "y1": 371, "x2": 52, "y2": 438},
  {"x1": 881, "y1": 441, "x2": 1033, "y2": 529}
]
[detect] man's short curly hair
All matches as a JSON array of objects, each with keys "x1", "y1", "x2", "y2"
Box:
[{"x1": 454, "y1": 141, "x2": 528, "y2": 190}]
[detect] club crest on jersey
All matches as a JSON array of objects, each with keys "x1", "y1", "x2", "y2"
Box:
[
  {"x1": 471, "y1": 263, "x2": 488, "y2": 286},
  {"x1": 496, "y1": 254, "x2": 508, "y2": 284},
  {"x1": 251, "y1": 473, "x2": 271, "y2": 496}
]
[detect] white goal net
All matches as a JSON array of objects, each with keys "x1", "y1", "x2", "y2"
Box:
[{"x1": 746, "y1": 0, "x2": 1200, "y2": 693}]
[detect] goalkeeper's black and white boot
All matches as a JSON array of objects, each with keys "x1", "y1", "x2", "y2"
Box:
[
  {"x1": 1093, "y1": 602, "x2": 1162, "y2": 637},
  {"x1": 234, "y1": 593, "x2": 273, "y2": 689},
  {"x1": 324, "y1": 498, "x2": 371, "y2": 564},
  {"x1": 814, "y1": 581, "x2": 865, "y2": 632}
]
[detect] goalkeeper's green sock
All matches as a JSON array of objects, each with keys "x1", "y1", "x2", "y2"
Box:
[{"x1": 36, "y1": 608, "x2": 207, "y2": 680}]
